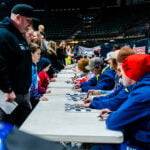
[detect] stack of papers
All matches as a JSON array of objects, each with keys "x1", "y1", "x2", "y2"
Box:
[{"x1": 0, "y1": 90, "x2": 18, "y2": 114}]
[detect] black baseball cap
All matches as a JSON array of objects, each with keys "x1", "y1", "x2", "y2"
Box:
[{"x1": 11, "y1": 4, "x2": 37, "y2": 19}]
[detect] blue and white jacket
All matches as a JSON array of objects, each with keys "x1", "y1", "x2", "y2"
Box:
[
  {"x1": 89, "y1": 84, "x2": 133, "y2": 111},
  {"x1": 106, "y1": 73, "x2": 150, "y2": 143}
]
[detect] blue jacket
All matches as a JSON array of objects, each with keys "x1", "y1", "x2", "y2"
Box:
[
  {"x1": 81, "y1": 67, "x2": 116, "y2": 92},
  {"x1": 90, "y1": 84, "x2": 133, "y2": 111},
  {"x1": 106, "y1": 73, "x2": 150, "y2": 143},
  {"x1": 30, "y1": 63, "x2": 41, "y2": 100},
  {"x1": 92, "y1": 75, "x2": 123, "y2": 97},
  {"x1": 80, "y1": 76, "x2": 98, "y2": 90}
]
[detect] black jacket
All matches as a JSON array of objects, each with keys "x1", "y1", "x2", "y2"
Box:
[
  {"x1": 56, "y1": 48, "x2": 66, "y2": 70},
  {"x1": 0, "y1": 17, "x2": 32, "y2": 94}
]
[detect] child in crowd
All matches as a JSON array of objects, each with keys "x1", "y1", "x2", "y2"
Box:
[
  {"x1": 74, "y1": 57, "x2": 104, "y2": 90},
  {"x1": 80, "y1": 47, "x2": 135, "y2": 110},
  {"x1": 30, "y1": 43, "x2": 47, "y2": 108},
  {"x1": 73, "y1": 58, "x2": 91, "y2": 84},
  {"x1": 79, "y1": 57, "x2": 116, "y2": 92},
  {"x1": 87, "y1": 50, "x2": 120, "y2": 96},
  {"x1": 38, "y1": 57, "x2": 51, "y2": 94}
]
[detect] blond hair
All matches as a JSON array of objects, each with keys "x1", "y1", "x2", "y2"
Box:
[
  {"x1": 78, "y1": 58, "x2": 89, "y2": 72},
  {"x1": 47, "y1": 41, "x2": 57, "y2": 55}
]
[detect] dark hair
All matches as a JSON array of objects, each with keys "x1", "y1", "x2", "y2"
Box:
[
  {"x1": 38, "y1": 57, "x2": 51, "y2": 72},
  {"x1": 113, "y1": 44, "x2": 121, "y2": 51},
  {"x1": 30, "y1": 43, "x2": 40, "y2": 54},
  {"x1": 94, "y1": 57, "x2": 105, "y2": 70},
  {"x1": 94, "y1": 50, "x2": 100, "y2": 57}
]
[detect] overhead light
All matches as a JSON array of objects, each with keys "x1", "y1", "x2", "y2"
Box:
[{"x1": 69, "y1": 40, "x2": 79, "y2": 44}]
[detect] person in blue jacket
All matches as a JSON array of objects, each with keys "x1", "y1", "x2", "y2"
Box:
[
  {"x1": 85, "y1": 51, "x2": 120, "y2": 96},
  {"x1": 80, "y1": 57, "x2": 116, "y2": 92},
  {"x1": 89, "y1": 85, "x2": 131, "y2": 111},
  {"x1": 81, "y1": 83, "x2": 135, "y2": 111},
  {"x1": 98, "y1": 54, "x2": 150, "y2": 150}
]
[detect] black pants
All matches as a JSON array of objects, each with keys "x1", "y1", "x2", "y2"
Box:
[
  {"x1": 7, "y1": 93, "x2": 32, "y2": 127},
  {"x1": 30, "y1": 98, "x2": 39, "y2": 110},
  {"x1": 0, "y1": 108, "x2": 7, "y2": 121}
]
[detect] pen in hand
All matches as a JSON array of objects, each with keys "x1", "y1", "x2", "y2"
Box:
[
  {"x1": 97, "y1": 109, "x2": 112, "y2": 120},
  {"x1": 86, "y1": 92, "x2": 90, "y2": 99}
]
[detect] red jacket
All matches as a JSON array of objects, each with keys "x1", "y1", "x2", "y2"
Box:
[{"x1": 38, "y1": 71, "x2": 49, "y2": 94}]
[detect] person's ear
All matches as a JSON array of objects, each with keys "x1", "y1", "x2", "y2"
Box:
[{"x1": 15, "y1": 14, "x2": 22, "y2": 22}]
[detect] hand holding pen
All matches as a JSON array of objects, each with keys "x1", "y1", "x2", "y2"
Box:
[{"x1": 97, "y1": 108, "x2": 112, "y2": 120}]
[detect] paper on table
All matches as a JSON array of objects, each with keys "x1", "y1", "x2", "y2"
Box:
[{"x1": 0, "y1": 90, "x2": 18, "y2": 114}]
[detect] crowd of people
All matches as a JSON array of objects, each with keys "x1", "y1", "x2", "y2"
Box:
[
  {"x1": 72, "y1": 46, "x2": 150, "y2": 150},
  {"x1": 0, "y1": 3, "x2": 150, "y2": 150}
]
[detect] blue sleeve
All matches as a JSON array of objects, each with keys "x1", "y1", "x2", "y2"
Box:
[
  {"x1": 101, "y1": 84, "x2": 123, "y2": 99},
  {"x1": 81, "y1": 76, "x2": 97, "y2": 92},
  {"x1": 94, "y1": 69, "x2": 116, "y2": 90},
  {"x1": 106, "y1": 87, "x2": 150, "y2": 131},
  {"x1": 30, "y1": 64, "x2": 42, "y2": 100},
  {"x1": 98, "y1": 89, "x2": 114, "y2": 95},
  {"x1": 90, "y1": 87, "x2": 129, "y2": 111},
  {"x1": 89, "y1": 84, "x2": 123, "y2": 101},
  {"x1": 85, "y1": 68, "x2": 116, "y2": 91}
]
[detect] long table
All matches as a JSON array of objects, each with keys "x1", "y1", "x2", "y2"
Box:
[
  {"x1": 48, "y1": 82, "x2": 74, "y2": 88},
  {"x1": 57, "y1": 73, "x2": 75, "y2": 78},
  {"x1": 47, "y1": 88, "x2": 73, "y2": 96},
  {"x1": 20, "y1": 69, "x2": 123, "y2": 144}
]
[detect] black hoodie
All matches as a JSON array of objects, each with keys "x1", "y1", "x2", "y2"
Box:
[{"x1": 0, "y1": 17, "x2": 32, "y2": 94}]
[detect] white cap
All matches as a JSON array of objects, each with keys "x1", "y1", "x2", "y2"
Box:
[{"x1": 105, "y1": 51, "x2": 118, "y2": 61}]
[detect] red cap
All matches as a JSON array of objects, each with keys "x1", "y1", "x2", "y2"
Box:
[{"x1": 122, "y1": 54, "x2": 150, "y2": 81}]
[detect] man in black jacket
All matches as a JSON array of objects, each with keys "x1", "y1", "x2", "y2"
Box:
[{"x1": 0, "y1": 4, "x2": 35, "y2": 126}]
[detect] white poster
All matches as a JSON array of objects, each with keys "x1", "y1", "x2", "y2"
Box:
[
  {"x1": 78, "y1": 46, "x2": 101, "y2": 57},
  {"x1": 133, "y1": 46, "x2": 146, "y2": 54}
]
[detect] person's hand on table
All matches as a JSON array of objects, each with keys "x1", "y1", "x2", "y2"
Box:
[
  {"x1": 98, "y1": 108, "x2": 112, "y2": 120},
  {"x1": 46, "y1": 89, "x2": 51, "y2": 94},
  {"x1": 74, "y1": 83, "x2": 80, "y2": 89},
  {"x1": 88, "y1": 90, "x2": 100, "y2": 96},
  {"x1": 83, "y1": 97, "x2": 93, "y2": 104},
  {"x1": 76, "y1": 101, "x2": 91, "y2": 108},
  {"x1": 50, "y1": 78, "x2": 56, "y2": 82},
  {"x1": 40, "y1": 96, "x2": 48, "y2": 101},
  {"x1": 74, "y1": 88, "x2": 81, "y2": 92},
  {"x1": 72, "y1": 77, "x2": 77, "y2": 82},
  {"x1": 77, "y1": 97, "x2": 92, "y2": 108}
]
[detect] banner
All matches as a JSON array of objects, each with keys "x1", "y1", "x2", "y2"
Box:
[
  {"x1": 133, "y1": 46, "x2": 146, "y2": 54},
  {"x1": 133, "y1": 38, "x2": 148, "y2": 54},
  {"x1": 78, "y1": 46, "x2": 101, "y2": 57}
]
